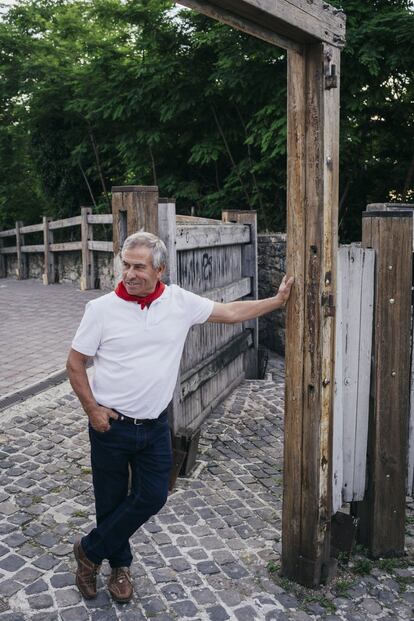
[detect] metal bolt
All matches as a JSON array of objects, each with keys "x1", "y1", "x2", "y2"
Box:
[
  {"x1": 389, "y1": 298, "x2": 395, "y2": 304},
  {"x1": 322, "y1": 378, "x2": 330, "y2": 387},
  {"x1": 344, "y1": 378, "x2": 350, "y2": 386},
  {"x1": 391, "y1": 371, "x2": 396, "y2": 377},
  {"x1": 388, "y1": 265, "x2": 393, "y2": 270},
  {"x1": 326, "y1": 156, "x2": 333, "y2": 168},
  {"x1": 325, "y1": 279, "x2": 330, "y2": 285}
]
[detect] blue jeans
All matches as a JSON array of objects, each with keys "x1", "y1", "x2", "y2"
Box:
[{"x1": 82, "y1": 411, "x2": 172, "y2": 568}]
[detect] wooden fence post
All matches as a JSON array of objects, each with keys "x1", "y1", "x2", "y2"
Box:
[
  {"x1": 282, "y1": 42, "x2": 340, "y2": 587},
  {"x1": 15, "y1": 221, "x2": 27, "y2": 280},
  {"x1": 43, "y1": 216, "x2": 55, "y2": 285},
  {"x1": 80, "y1": 207, "x2": 94, "y2": 290},
  {"x1": 0, "y1": 235, "x2": 5, "y2": 278},
  {"x1": 221, "y1": 210, "x2": 258, "y2": 378},
  {"x1": 353, "y1": 210, "x2": 413, "y2": 557},
  {"x1": 111, "y1": 185, "x2": 159, "y2": 283}
]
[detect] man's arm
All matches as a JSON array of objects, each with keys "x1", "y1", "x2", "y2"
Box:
[
  {"x1": 208, "y1": 275, "x2": 294, "y2": 324},
  {"x1": 66, "y1": 348, "x2": 118, "y2": 432}
]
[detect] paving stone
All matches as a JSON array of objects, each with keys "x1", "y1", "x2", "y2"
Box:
[
  {"x1": 171, "y1": 600, "x2": 199, "y2": 617},
  {"x1": 193, "y1": 587, "x2": 218, "y2": 605},
  {"x1": 207, "y1": 604, "x2": 231, "y2": 620},
  {"x1": 50, "y1": 572, "x2": 75, "y2": 588},
  {"x1": 151, "y1": 567, "x2": 177, "y2": 583},
  {"x1": 168, "y1": 557, "x2": 191, "y2": 572},
  {"x1": 60, "y1": 606, "x2": 89, "y2": 621},
  {"x1": 0, "y1": 579, "x2": 23, "y2": 596},
  {"x1": 141, "y1": 596, "x2": 167, "y2": 614},
  {"x1": 197, "y1": 561, "x2": 221, "y2": 575},
  {"x1": 221, "y1": 562, "x2": 248, "y2": 579},
  {"x1": 217, "y1": 589, "x2": 243, "y2": 606},
  {"x1": 55, "y1": 588, "x2": 82, "y2": 607},
  {"x1": 161, "y1": 582, "x2": 186, "y2": 601},
  {"x1": 234, "y1": 605, "x2": 260, "y2": 620},
  {"x1": 32, "y1": 555, "x2": 60, "y2": 570},
  {"x1": 27, "y1": 593, "x2": 54, "y2": 609},
  {"x1": 0, "y1": 554, "x2": 25, "y2": 572},
  {"x1": 25, "y1": 579, "x2": 48, "y2": 594}
]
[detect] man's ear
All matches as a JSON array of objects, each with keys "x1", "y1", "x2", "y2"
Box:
[{"x1": 157, "y1": 264, "x2": 166, "y2": 280}]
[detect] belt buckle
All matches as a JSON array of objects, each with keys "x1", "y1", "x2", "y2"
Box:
[{"x1": 133, "y1": 418, "x2": 144, "y2": 426}]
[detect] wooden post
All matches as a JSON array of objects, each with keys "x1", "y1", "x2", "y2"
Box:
[
  {"x1": 0, "y1": 235, "x2": 5, "y2": 278},
  {"x1": 43, "y1": 217, "x2": 55, "y2": 285},
  {"x1": 15, "y1": 221, "x2": 27, "y2": 280},
  {"x1": 353, "y1": 210, "x2": 413, "y2": 557},
  {"x1": 80, "y1": 207, "x2": 94, "y2": 290},
  {"x1": 282, "y1": 42, "x2": 340, "y2": 587},
  {"x1": 221, "y1": 210, "x2": 258, "y2": 378},
  {"x1": 158, "y1": 199, "x2": 177, "y2": 286},
  {"x1": 111, "y1": 185, "x2": 159, "y2": 283}
]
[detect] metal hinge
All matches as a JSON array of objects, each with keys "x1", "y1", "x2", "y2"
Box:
[{"x1": 325, "y1": 64, "x2": 338, "y2": 90}]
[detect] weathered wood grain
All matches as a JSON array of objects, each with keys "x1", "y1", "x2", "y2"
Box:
[
  {"x1": 176, "y1": 223, "x2": 249, "y2": 251},
  {"x1": 179, "y1": 0, "x2": 345, "y2": 48},
  {"x1": 356, "y1": 211, "x2": 412, "y2": 557},
  {"x1": 43, "y1": 216, "x2": 55, "y2": 285},
  {"x1": 15, "y1": 221, "x2": 26, "y2": 280},
  {"x1": 0, "y1": 228, "x2": 17, "y2": 238},
  {"x1": 48, "y1": 215, "x2": 82, "y2": 230},
  {"x1": 222, "y1": 211, "x2": 258, "y2": 378},
  {"x1": 20, "y1": 245, "x2": 45, "y2": 253},
  {"x1": 19, "y1": 223, "x2": 44, "y2": 234},
  {"x1": 87, "y1": 214, "x2": 113, "y2": 224},
  {"x1": 88, "y1": 241, "x2": 113, "y2": 252},
  {"x1": 80, "y1": 207, "x2": 94, "y2": 291},
  {"x1": 49, "y1": 242, "x2": 82, "y2": 252}
]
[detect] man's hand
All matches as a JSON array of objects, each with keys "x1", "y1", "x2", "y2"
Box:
[
  {"x1": 277, "y1": 275, "x2": 294, "y2": 306},
  {"x1": 87, "y1": 405, "x2": 119, "y2": 433}
]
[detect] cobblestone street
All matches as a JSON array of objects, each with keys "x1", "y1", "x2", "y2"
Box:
[{"x1": 0, "y1": 280, "x2": 413, "y2": 620}]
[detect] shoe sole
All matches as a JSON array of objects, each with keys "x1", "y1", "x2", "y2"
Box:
[{"x1": 109, "y1": 592, "x2": 133, "y2": 604}]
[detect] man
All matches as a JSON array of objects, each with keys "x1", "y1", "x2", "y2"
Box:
[{"x1": 67, "y1": 231, "x2": 293, "y2": 603}]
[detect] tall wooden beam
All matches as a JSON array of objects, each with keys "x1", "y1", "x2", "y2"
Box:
[
  {"x1": 178, "y1": 0, "x2": 345, "y2": 49},
  {"x1": 282, "y1": 42, "x2": 340, "y2": 587}
]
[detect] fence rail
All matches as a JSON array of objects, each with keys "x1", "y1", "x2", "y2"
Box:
[{"x1": 0, "y1": 210, "x2": 113, "y2": 289}]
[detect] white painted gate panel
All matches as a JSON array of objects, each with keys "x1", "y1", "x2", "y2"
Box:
[{"x1": 333, "y1": 244, "x2": 375, "y2": 512}]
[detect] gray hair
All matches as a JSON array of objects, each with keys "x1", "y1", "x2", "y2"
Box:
[{"x1": 121, "y1": 232, "x2": 167, "y2": 270}]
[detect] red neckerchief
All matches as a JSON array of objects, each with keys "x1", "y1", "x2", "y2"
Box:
[{"x1": 115, "y1": 280, "x2": 165, "y2": 309}]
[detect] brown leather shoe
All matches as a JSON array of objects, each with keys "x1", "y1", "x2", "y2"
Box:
[
  {"x1": 108, "y1": 567, "x2": 133, "y2": 603},
  {"x1": 73, "y1": 539, "x2": 100, "y2": 599}
]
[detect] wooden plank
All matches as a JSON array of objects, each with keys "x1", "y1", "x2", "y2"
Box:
[
  {"x1": 204, "y1": 277, "x2": 251, "y2": 303},
  {"x1": 222, "y1": 210, "x2": 258, "y2": 378},
  {"x1": 0, "y1": 246, "x2": 17, "y2": 254},
  {"x1": 282, "y1": 48, "x2": 306, "y2": 581},
  {"x1": 178, "y1": 0, "x2": 302, "y2": 53},
  {"x1": 43, "y1": 216, "x2": 55, "y2": 285},
  {"x1": 178, "y1": 244, "x2": 243, "y2": 294},
  {"x1": 341, "y1": 246, "x2": 362, "y2": 502},
  {"x1": 0, "y1": 228, "x2": 16, "y2": 238},
  {"x1": 158, "y1": 201, "x2": 178, "y2": 286},
  {"x1": 80, "y1": 207, "x2": 94, "y2": 290},
  {"x1": 19, "y1": 223, "x2": 44, "y2": 234},
  {"x1": 176, "y1": 223, "x2": 250, "y2": 251},
  {"x1": 180, "y1": 329, "x2": 252, "y2": 400},
  {"x1": 48, "y1": 215, "x2": 82, "y2": 230},
  {"x1": 179, "y1": 0, "x2": 346, "y2": 48},
  {"x1": 20, "y1": 245, "x2": 45, "y2": 253},
  {"x1": 352, "y1": 247, "x2": 375, "y2": 501},
  {"x1": 332, "y1": 247, "x2": 346, "y2": 514},
  {"x1": 88, "y1": 241, "x2": 113, "y2": 252},
  {"x1": 409, "y1": 337, "x2": 414, "y2": 495},
  {"x1": 87, "y1": 214, "x2": 113, "y2": 224},
  {"x1": 49, "y1": 242, "x2": 82, "y2": 252},
  {"x1": 0, "y1": 234, "x2": 4, "y2": 277},
  {"x1": 356, "y1": 211, "x2": 412, "y2": 557},
  {"x1": 15, "y1": 221, "x2": 26, "y2": 280},
  {"x1": 176, "y1": 214, "x2": 222, "y2": 225}
]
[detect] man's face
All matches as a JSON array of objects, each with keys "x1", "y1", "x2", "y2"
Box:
[{"x1": 121, "y1": 245, "x2": 164, "y2": 297}]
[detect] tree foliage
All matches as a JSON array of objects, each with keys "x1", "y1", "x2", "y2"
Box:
[{"x1": 0, "y1": 0, "x2": 413, "y2": 240}]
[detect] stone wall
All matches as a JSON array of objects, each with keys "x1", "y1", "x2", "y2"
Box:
[
  {"x1": 3, "y1": 251, "x2": 115, "y2": 291},
  {"x1": 257, "y1": 233, "x2": 286, "y2": 354}
]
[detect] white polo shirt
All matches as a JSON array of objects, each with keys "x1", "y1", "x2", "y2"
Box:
[{"x1": 71, "y1": 285, "x2": 214, "y2": 419}]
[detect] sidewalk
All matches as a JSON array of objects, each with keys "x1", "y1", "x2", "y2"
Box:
[
  {"x1": 0, "y1": 279, "x2": 413, "y2": 620},
  {"x1": 0, "y1": 279, "x2": 104, "y2": 404}
]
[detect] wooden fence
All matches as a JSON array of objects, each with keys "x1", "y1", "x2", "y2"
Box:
[{"x1": 0, "y1": 208, "x2": 113, "y2": 289}]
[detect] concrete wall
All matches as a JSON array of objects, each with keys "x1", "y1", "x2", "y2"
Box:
[{"x1": 257, "y1": 233, "x2": 286, "y2": 355}]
